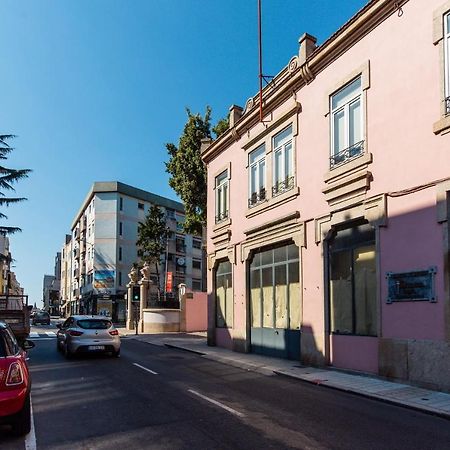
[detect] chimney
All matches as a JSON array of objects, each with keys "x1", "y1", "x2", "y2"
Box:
[
  {"x1": 229, "y1": 104, "x2": 243, "y2": 128},
  {"x1": 298, "y1": 33, "x2": 317, "y2": 65},
  {"x1": 200, "y1": 138, "x2": 213, "y2": 154}
]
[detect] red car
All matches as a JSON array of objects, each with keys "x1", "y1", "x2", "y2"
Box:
[{"x1": 0, "y1": 321, "x2": 35, "y2": 435}]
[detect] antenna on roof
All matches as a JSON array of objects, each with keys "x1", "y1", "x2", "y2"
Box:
[{"x1": 258, "y1": 0, "x2": 274, "y2": 123}]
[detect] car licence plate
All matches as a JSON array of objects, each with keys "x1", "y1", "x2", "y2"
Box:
[{"x1": 88, "y1": 345, "x2": 105, "y2": 350}]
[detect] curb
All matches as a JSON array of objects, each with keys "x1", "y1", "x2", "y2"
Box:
[
  {"x1": 273, "y1": 370, "x2": 450, "y2": 421},
  {"x1": 164, "y1": 343, "x2": 206, "y2": 356}
]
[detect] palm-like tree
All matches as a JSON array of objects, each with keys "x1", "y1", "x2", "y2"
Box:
[{"x1": 0, "y1": 134, "x2": 31, "y2": 235}]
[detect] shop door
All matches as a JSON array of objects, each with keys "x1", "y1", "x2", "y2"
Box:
[{"x1": 250, "y1": 244, "x2": 301, "y2": 360}]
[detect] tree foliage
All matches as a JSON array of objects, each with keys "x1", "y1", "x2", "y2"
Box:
[
  {"x1": 165, "y1": 108, "x2": 228, "y2": 236},
  {"x1": 136, "y1": 204, "x2": 168, "y2": 297},
  {"x1": 0, "y1": 135, "x2": 31, "y2": 235},
  {"x1": 212, "y1": 115, "x2": 229, "y2": 138}
]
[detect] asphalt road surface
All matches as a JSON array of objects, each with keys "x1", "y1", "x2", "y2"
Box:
[{"x1": 2, "y1": 323, "x2": 450, "y2": 449}]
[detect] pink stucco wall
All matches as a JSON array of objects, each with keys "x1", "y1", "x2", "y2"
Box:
[
  {"x1": 184, "y1": 292, "x2": 208, "y2": 332},
  {"x1": 205, "y1": 0, "x2": 450, "y2": 373},
  {"x1": 330, "y1": 335, "x2": 379, "y2": 374},
  {"x1": 380, "y1": 190, "x2": 446, "y2": 340}
]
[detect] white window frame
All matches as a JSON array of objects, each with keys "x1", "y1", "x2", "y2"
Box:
[
  {"x1": 330, "y1": 76, "x2": 364, "y2": 168},
  {"x1": 248, "y1": 144, "x2": 266, "y2": 207},
  {"x1": 272, "y1": 125, "x2": 294, "y2": 196},
  {"x1": 445, "y1": 11, "x2": 450, "y2": 114},
  {"x1": 215, "y1": 170, "x2": 229, "y2": 223}
]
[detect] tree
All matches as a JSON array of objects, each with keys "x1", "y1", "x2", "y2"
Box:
[
  {"x1": 165, "y1": 108, "x2": 228, "y2": 235},
  {"x1": 212, "y1": 115, "x2": 229, "y2": 138},
  {"x1": 0, "y1": 135, "x2": 31, "y2": 235},
  {"x1": 136, "y1": 204, "x2": 168, "y2": 300}
]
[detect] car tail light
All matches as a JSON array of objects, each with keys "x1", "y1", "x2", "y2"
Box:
[
  {"x1": 109, "y1": 329, "x2": 119, "y2": 336},
  {"x1": 69, "y1": 330, "x2": 83, "y2": 336},
  {"x1": 6, "y1": 362, "x2": 23, "y2": 386}
]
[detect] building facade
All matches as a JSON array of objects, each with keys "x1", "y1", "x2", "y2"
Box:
[
  {"x1": 67, "y1": 181, "x2": 204, "y2": 322},
  {"x1": 60, "y1": 235, "x2": 72, "y2": 316},
  {"x1": 202, "y1": 0, "x2": 450, "y2": 392}
]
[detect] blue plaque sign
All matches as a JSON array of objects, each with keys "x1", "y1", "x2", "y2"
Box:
[{"x1": 386, "y1": 267, "x2": 437, "y2": 303}]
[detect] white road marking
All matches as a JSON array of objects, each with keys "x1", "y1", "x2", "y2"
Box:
[
  {"x1": 133, "y1": 363, "x2": 158, "y2": 375},
  {"x1": 45, "y1": 331, "x2": 57, "y2": 337},
  {"x1": 188, "y1": 389, "x2": 245, "y2": 418},
  {"x1": 25, "y1": 396, "x2": 37, "y2": 450},
  {"x1": 29, "y1": 332, "x2": 39, "y2": 338}
]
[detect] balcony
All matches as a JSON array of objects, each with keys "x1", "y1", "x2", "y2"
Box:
[
  {"x1": 73, "y1": 268, "x2": 79, "y2": 278},
  {"x1": 446, "y1": 96, "x2": 450, "y2": 116},
  {"x1": 248, "y1": 188, "x2": 266, "y2": 208},
  {"x1": 272, "y1": 176, "x2": 294, "y2": 198},
  {"x1": 215, "y1": 210, "x2": 229, "y2": 224},
  {"x1": 73, "y1": 248, "x2": 80, "y2": 259},
  {"x1": 330, "y1": 140, "x2": 364, "y2": 169}
]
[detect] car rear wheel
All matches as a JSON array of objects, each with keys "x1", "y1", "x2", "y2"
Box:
[{"x1": 10, "y1": 393, "x2": 31, "y2": 436}]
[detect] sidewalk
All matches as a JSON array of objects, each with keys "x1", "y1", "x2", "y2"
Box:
[{"x1": 118, "y1": 329, "x2": 450, "y2": 420}]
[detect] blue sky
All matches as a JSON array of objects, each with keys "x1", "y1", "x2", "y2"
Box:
[{"x1": 0, "y1": 0, "x2": 367, "y2": 306}]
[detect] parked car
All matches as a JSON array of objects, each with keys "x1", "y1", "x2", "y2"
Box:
[
  {"x1": 0, "y1": 321, "x2": 35, "y2": 435},
  {"x1": 56, "y1": 315, "x2": 121, "y2": 358},
  {"x1": 32, "y1": 311, "x2": 50, "y2": 326}
]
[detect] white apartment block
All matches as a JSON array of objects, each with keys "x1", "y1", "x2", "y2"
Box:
[{"x1": 65, "y1": 181, "x2": 204, "y2": 322}]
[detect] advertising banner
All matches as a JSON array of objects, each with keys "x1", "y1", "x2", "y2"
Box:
[
  {"x1": 97, "y1": 299, "x2": 112, "y2": 317},
  {"x1": 166, "y1": 271, "x2": 173, "y2": 292},
  {"x1": 94, "y1": 270, "x2": 115, "y2": 290}
]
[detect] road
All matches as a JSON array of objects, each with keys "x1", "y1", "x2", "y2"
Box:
[{"x1": 2, "y1": 322, "x2": 450, "y2": 449}]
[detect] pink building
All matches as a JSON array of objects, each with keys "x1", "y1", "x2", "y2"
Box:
[{"x1": 201, "y1": 0, "x2": 450, "y2": 392}]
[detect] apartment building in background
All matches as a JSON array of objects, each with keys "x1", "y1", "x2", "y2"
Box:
[
  {"x1": 59, "y1": 235, "x2": 72, "y2": 316},
  {"x1": 65, "y1": 181, "x2": 204, "y2": 322},
  {"x1": 202, "y1": 0, "x2": 450, "y2": 392}
]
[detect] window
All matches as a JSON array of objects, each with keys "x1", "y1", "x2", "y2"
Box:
[
  {"x1": 119, "y1": 197, "x2": 123, "y2": 211},
  {"x1": 118, "y1": 271, "x2": 122, "y2": 286},
  {"x1": 445, "y1": 12, "x2": 450, "y2": 114},
  {"x1": 166, "y1": 208, "x2": 175, "y2": 219},
  {"x1": 192, "y1": 279, "x2": 202, "y2": 291},
  {"x1": 272, "y1": 125, "x2": 294, "y2": 196},
  {"x1": 215, "y1": 170, "x2": 229, "y2": 223},
  {"x1": 119, "y1": 222, "x2": 123, "y2": 236},
  {"x1": 215, "y1": 260, "x2": 232, "y2": 327},
  {"x1": 329, "y1": 222, "x2": 377, "y2": 336},
  {"x1": 248, "y1": 144, "x2": 266, "y2": 207},
  {"x1": 119, "y1": 246, "x2": 122, "y2": 261},
  {"x1": 192, "y1": 259, "x2": 201, "y2": 270},
  {"x1": 330, "y1": 77, "x2": 363, "y2": 168},
  {"x1": 193, "y1": 238, "x2": 202, "y2": 249},
  {"x1": 138, "y1": 202, "x2": 144, "y2": 210},
  {"x1": 176, "y1": 236, "x2": 185, "y2": 253}
]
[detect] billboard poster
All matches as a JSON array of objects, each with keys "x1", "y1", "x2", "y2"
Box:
[
  {"x1": 166, "y1": 271, "x2": 173, "y2": 292},
  {"x1": 94, "y1": 270, "x2": 115, "y2": 290}
]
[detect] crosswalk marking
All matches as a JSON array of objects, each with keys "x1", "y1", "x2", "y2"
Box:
[{"x1": 29, "y1": 332, "x2": 57, "y2": 340}]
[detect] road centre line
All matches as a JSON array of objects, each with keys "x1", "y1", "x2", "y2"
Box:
[
  {"x1": 25, "y1": 397, "x2": 37, "y2": 450},
  {"x1": 188, "y1": 389, "x2": 245, "y2": 418},
  {"x1": 133, "y1": 362, "x2": 158, "y2": 375}
]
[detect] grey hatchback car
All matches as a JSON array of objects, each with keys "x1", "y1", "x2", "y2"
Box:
[{"x1": 56, "y1": 315, "x2": 121, "y2": 358}]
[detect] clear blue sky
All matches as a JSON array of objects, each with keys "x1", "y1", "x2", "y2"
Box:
[{"x1": 0, "y1": 0, "x2": 367, "y2": 307}]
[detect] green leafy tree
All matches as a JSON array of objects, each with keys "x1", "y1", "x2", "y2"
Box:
[
  {"x1": 136, "y1": 204, "x2": 168, "y2": 300},
  {"x1": 212, "y1": 115, "x2": 229, "y2": 138},
  {"x1": 165, "y1": 108, "x2": 228, "y2": 235},
  {"x1": 0, "y1": 135, "x2": 31, "y2": 236}
]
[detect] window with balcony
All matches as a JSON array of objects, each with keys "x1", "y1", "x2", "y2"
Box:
[
  {"x1": 215, "y1": 170, "x2": 229, "y2": 223},
  {"x1": 272, "y1": 125, "x2": 294, "y2": 197},
  {"x1": 330, "y1": 76, "x2": 363, "y2": 168},
  {"x1": 248, "y1": 144, "x2": 266, "y2": 207},
  {"x1": 193, "y1": 238, "x2": 202, "y2": 249}
]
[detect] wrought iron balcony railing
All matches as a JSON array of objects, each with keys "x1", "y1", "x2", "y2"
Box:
[
  {"x1": 248, "y1": 188, "x2": 266, "y2": 208},
  {"x1": 272, "y1": 176, "x2": 294, "y2": 197},
  {"x1": 330, "y1": 140, "x2": 364, "y2": 169},
  {"x1": 215, "y1": 210, "x2": 229, "y2": 224}
]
